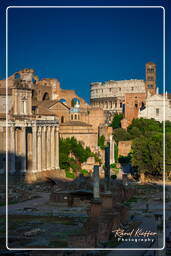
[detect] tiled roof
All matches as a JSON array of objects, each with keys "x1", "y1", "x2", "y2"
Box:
[
  {"x1": 36, "y1": 105, "x2": 55, "y2": 116},
  {"x1": 38, "y1": 100, "x2": 70, "y2": 109}
]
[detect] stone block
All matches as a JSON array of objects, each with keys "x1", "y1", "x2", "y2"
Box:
[{"x1": 101, "y1": 192, "x2": 113, "y2": 209}]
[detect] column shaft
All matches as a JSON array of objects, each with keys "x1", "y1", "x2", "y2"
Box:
[
  {"x1": 10, "y1": 126, "x2": 16, "y2": 174},
  {"x1": 55, "y1": 126, "x2": 59, "y2": 169},
  {"x1": 51, "y1": 126, "x2": 55, "y2": 169},
  {"x1": 42, "y1": 126, "x2": 46, "y2": 170},
  {"x1": 47, "y1": 126, "x2": 51, "y2": 170},
  {"x1": 32, "y1": 126, "x2": 37, "y2": 173},
  {"x1": 93, "y1": 165, "x2": 100, "y2": 200},
  {"x1": 37, "y1": 126, "x2": 42, "y2": 172},
  {"x1": 110, "y1": 135, "x2": 115, "y2": 164},
  {"x1": 21, "y1": 127, "x2": 26, "y2": 173}
]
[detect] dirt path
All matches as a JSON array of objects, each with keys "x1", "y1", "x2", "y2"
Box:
[{"x1": 0, "y1": 192, "x2": 49, "y2": 215}]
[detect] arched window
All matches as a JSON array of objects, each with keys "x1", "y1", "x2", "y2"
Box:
[
  {"x1": 15, "y1": 73, "x2": 20, "y2": 79},
  {"x1": 61, "y1": 116, "x2": 64, "y2": 123},
  {"x1": 71, "y1": 114, "x2": 73, "y2": 120},
  {"x1": 75, "y1": 114, "x2": 77, "y2": 120},
  {"x1": 42, "y1": 92, "x2": 50, "y2": 101}
]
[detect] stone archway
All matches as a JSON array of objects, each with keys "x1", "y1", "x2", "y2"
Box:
[{"x1": 42, "y1": 92, "x2": 50, "y2": 101}]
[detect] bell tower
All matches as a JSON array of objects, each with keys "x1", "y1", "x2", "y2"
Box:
[{"x1": 145, "y1": 62, "x2": 156, "y2": 95}]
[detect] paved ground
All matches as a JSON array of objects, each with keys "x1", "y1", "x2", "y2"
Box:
[
  {"x1": 107, "y1": 182, "x2": 171, "y2": 255},
  {"x1": 0, "y1": 192, "x2": 49, "y2": 215}
]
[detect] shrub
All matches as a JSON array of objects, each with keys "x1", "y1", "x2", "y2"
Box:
[
  {"x1": 81, "y1": 169, "x2": 89, "y2": 176},
  {"x1": 111, "y1": 174, "x2": 117, "y2": 180},
  {"x1": 65, "y1": 171, "x2": 75, "y2": 179}
]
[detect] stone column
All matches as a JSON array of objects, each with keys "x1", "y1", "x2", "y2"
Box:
[
  {"x1": 42, "y1": 126, "x2": 46, "y2": 170},
  {"x1": 55, "y1": 126, "x2": 59, "y2": 169},
  {"x1": 47, "y1": 126, "x2": 51, "y2": 170},
  {"x1": 37, "y1": 126, "x2": 42, "y2": 172},
  {"x1": 110, "y1": 135, "x2": 115, "y2": 164},
  {"x1": 51, "y1": 126, "x2": 55, "y2": 170},
  {"x1": 104, "y1": 146, "x2": 110, "y2": 192},
  {"x1": 9, "y1": 126, "x2": 16, "y2": 174},
  {"x1": 27, "y1": 132, "x2": 32, "y2": 172},
  {"x1": 21, "y1": 127, "x2": 26, "y2": 173},
  {"x1": 93, "y1": 165, "x2": 100, "y2": 200},
  {"x1": 32, "y1": 125, "x2": 37, "y2": 173}
]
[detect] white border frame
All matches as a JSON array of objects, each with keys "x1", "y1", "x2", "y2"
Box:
[{"x1": 5, "y1": 5, "x2": 165, "y2": 251}]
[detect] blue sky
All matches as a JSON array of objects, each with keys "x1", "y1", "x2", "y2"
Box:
[{"x1": 0, "y1": 0, "x2": 170, "y2": 103}]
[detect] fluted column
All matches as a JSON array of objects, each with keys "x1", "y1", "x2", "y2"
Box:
[
  {"x1": 51, "y1": 126, "x2": 55, "y2": 170},
  {"x1": 55, "y1": 126, "x2": 59, "y2": 169},
  {"x1": 42, "y1": 126, "x2": 46, "y2": 170},
  {"x1": 37, "y1": 126, "x2": 42, "y2": 172},
  {"x1": 32, "y1": 126, "x2": 37, "y2": 173},
  {"x1": 47, "y1": 126, "x2": 51, "y2": 170},
  {"x1": 9, "y1": 126, "x2": 16, "y2": 174},
  {"x1": 21, "y1": 127, "x2": 26, "y2": 173},
  {"x1": 27, "y1": 132, "x2": 32, "y2": 172}
]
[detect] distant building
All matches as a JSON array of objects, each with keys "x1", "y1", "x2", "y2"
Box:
[
  {"x1": 0, "y1": 68, "x2": 107, "y2": 181},
  {"x1": 90, "y1": 62, "x2": 156, "y2": 123},
  {"x1": 139, "y1": 91, "x2": 171, "y2": 122}
]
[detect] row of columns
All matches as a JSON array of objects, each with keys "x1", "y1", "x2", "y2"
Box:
[
  {"x1": 0, "y1": 124, "x2": 59, "y2": 174},
  {"x1": 32, "y1": 125, "x2": 59, "y2": 173},
  {"x1": 92, "y1": 100, "x2": 123, "y2": 111}
]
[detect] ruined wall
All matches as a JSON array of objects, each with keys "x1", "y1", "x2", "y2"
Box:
[
  {"x1": 118, "y1": 140, "x2": 132, "y2": 156},
  {"x1": 124, "y1": 93, "x2": 146, "y2": 122},
  {"x1": 33, "y1": 78, "x2": 88, "y2": 109},
  {"x1": 80, "y1": 108, "x2": 105, "y2": 132},
  {"x1": 59, "y1": 123, "x2": 98, "y2": 152},
  {"x1": 99, "y1": 125, "x2": 113, "y2": 142}
]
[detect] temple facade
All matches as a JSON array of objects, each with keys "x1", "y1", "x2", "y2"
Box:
[{"x1": 0, "y1": 69, "x2": 60, "y2": 182}]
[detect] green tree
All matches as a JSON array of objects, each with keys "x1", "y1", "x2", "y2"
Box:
[
  {"x1": 127, "y1": 118, "x2": 162, "y2": 136},
  {"x1": 131, "y1": 133, "x2": 163, "y2": 177},
  {"x1": 111, "y1": 113, "x2": 123, "y2": 129},
  {"x1": 113, "y1": 128, "x2": 131, "y2": 144},
  {"x1": 165, "y1": 133, "x2": 171, "y2": 177},
  {"x1": 59, "y1": 137, "x2": 101, "y2": 175},
  {"x1": 98, "y1": 135, "x2": 106, "y2": 150},
  {"x1": 165, "y1": 121, "x2": 171, "y2": 133}
]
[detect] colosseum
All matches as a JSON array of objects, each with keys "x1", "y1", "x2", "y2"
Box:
[{"x1": 90, "y1": 62, "x2": 156, "y2": 122}]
